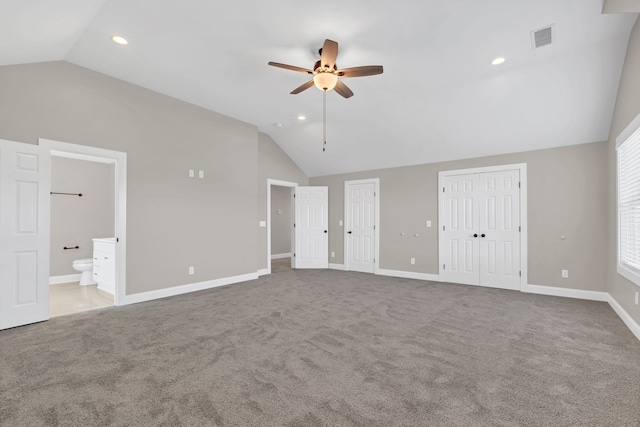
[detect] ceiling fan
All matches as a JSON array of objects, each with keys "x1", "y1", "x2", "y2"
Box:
[
  {"x1": 268, "y1": 39, "x2": 383, "y2": 151},
  {"x1": 268, "y1": 39, "x2": 383, "y2": 98}
]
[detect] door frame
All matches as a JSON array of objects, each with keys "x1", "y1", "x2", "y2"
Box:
[
  {"x1": 438, "y1": 163, "x2": 527, "y2": 289},
  {"x1": 266, "y1": 179, "x2": 297, "y2": 274},
  {"x1": 39, "y1": 139, "x2": 127, "y2": 306},
  {"x1": 344, "y1": 178, "x2": 380, "y2": 274}
]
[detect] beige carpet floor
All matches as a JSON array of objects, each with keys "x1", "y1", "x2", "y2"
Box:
[{"x1": 1, "y1": 259, "x2": 639, "y2": 426}]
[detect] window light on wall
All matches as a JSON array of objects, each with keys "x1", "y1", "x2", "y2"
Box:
[{"x1": 617, "y1": 112, "x2": 640, "y2": 286}]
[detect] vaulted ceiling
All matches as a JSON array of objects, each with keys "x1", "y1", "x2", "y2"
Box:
[{"x1": 1, "y1": 1, "x2": 638, "y2": 177}]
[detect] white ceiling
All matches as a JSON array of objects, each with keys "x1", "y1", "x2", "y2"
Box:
[{"x1": 1, "y1": 0, "x2": 638, "y2": 177}]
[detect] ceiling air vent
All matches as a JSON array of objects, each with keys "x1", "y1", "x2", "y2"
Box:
[{"x1": 531, "y1": 25, "x2": 554, "y2": 49}]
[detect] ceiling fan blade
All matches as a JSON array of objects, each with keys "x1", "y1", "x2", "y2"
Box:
[
  {"x1": 268, "y1": 62, "x2": 313, "y2": 74},
  {"x1": 320, "y1": 39, "x2": 338, "y2": 69},
  {"x1": 334, "y1": 80, "x2": 354, "y2": 98},
  {"x1": 337, "y1": 65, "x2": 384, "y2": 78},
  {"x1": 290, "y1": 80, "x2": 315, "y2": 94}
]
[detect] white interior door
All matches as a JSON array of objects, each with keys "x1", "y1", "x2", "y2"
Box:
[
  {"x1": 441, "y1": 169, "x2": 521, "y2": 290},
  {"x1": 0, "y1": 139, "x2": 50, "y2": 330},
  {"x1": 478, "y1": 170, "x2": 521, "y2": 290},
  {"x1": 294, "y1": 186, "x2": 328, "y2": 269},
  {"x1": 346, "y1": 182, "x2": 376, "y2": 273},
  {"x1": 442, "y1": 174, "x2": 480, "y2": 285}
]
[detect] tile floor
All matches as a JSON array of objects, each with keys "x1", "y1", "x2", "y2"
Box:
[{"x1": 49, "y1": 282, "x2": 114, "y2": 318}]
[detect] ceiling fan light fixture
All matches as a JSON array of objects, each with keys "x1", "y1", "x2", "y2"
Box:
[
  {"x1": 491, "y1": 57, "x2": 506, "y2": 65},
  {"x1": 313, "y1": 72, "x2": 338, "y2": 91}
]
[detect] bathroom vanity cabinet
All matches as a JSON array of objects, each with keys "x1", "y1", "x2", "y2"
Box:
[{"x1": 93, "y1": 238, "x2": 116, "y2": 296}]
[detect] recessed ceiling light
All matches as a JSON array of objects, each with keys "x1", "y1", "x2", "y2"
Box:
[
  {"x1": 297, "y1": 115, "x2": 306, "y2": 121},
  {"x1": 111, "y1": 36, "x2": 128, "y2": 45},
  {"x1": 491, "y1": 57, "x2": 506, "y2": 65}
]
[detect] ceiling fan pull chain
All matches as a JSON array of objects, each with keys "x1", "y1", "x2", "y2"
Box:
[{"x1": 323, "y1": 90, "x2": 327, "y2": 152}]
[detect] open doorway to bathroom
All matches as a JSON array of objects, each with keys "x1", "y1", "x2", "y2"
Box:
[
  {"x1": 266, "y1": 179, "x2": 297, "y2": 274},
  {"x1": 49, "y1": 155, "x2": 115, "y2": 317},
  {"x1": 40, "y1": 138, "x2": 127, "y2": 317}
]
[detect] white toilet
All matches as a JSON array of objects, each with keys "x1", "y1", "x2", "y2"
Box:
[{"x1": 72, "y1": 259, "x2": 96, "y2": 286}]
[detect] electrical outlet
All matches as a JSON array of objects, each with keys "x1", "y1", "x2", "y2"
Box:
[
  {"x1": 410, "y1": 258, "x2": 416, "y2": 265},
  {"x1": 331, "y1": 251, "x2": 335, "y2": 258},
  {"x1": 188, "y1": 266, "x2": 195, "y2": 275},
  {"x1": 635, "y1": 291, "x2": 639, "y2": 306},
  {"x1": 561, "y1": 270, "x2": 568, "y2": 279}
]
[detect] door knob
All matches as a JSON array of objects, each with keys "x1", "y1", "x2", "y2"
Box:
[
  {"x1": 324, "y1": 230, "x2": 327, "y2": 233},
  {"x1": 473, "y1": 234, "x2": 478, "y2": 238},
  {"x1": 481, "y1": 234, "x2": 486, "y2": 238},
  {"x1": 347, "y1": 231, "x2": 352, "y2": 234}
]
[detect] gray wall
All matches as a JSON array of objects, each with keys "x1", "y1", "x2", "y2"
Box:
[
  {"x1": 257, "y1": 132, "x2": 308, "y2": 271},
  {"x1": 607, "y1": 16, "x2": 640, "y2": 324},
  {"x1": 0, "y1": 61, "x2": 262, "y2": 295},
  {"x1": 311, "y1": 142, "x2": 608, "y2": 292},
  {"x1": 50, "y1": 157, "x2": 115, "y2": 276},
  {"x1": 271, "y1": 185, "x2": 292, "y2": 256}
]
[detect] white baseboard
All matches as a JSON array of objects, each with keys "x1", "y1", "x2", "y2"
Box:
[
  {"x1": 329, "y1": 263, "x2": 347, "y2": 271},
  {"x1": 522, "y1": 283, "x2": 638, "y2": 342},
  {"x1": 376, "y1": 268, "x2": 442, "y2": 282},
  {"x1": 257, "y1": 268, "x2": 269, "y2": 277},
  {"x1": 522, "y1": 284, "x2": 609, "y2": 302},
  {"x1": 50, "y1": 274, "x2": 81, "y2": 285},
  {"x1": 271, "y1": 253, "x2": 291, "y2": 260},
  {"x1": 121, "y1": 272, "x2": 258, "y2": 306},
  {"x1": 607, "y1": 294, "x2": 640, "y2": 341}
]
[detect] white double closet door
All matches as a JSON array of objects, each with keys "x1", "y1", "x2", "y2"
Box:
[{"x1": 442, "y1": 169, "x2": 521, "y2": 290}]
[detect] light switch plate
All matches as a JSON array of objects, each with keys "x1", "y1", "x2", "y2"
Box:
[
  {"x1": 259, "y1": 221, "x2": 266, "y2": 227},
  {"x1": 198, "y1": 170, "x2": 204, "y2": 179},
  {"x1": 339, "y1": 220, "x2": 343, "y2": 226},
  {"x1": 426, "y1": 220, "x2": 432, "y2": 227},
  {"x1": 189, "y1": 170, "x2": 194, "y2": 178}
]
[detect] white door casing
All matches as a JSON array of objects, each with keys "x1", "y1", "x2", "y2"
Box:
[
  {"x1": 0, "y1": 139, "x2": 51, "y2": 330},
  {"x1": 439, "y1": 164, "x2": 527, "y2": 290},
  {"x1": 295, "y1": 186, "x2": 328, "y2": 269},
  {"x1": 345, "y1": 181, "x2": 376, "y2": 273},
  {"x1": 40, "y1": 138, "x2": 127, "y2": 306}
]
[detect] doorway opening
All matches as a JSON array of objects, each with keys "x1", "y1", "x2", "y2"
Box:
[
  {"x1": 266, "y1": 179, "x2": 297, "y2": 274},
  {"x1": 40, "y1": 139, "x2": 127, "y2": 309},
  {"x1": 49, "y1": 155, "x2": 115, "y2": 317}
]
